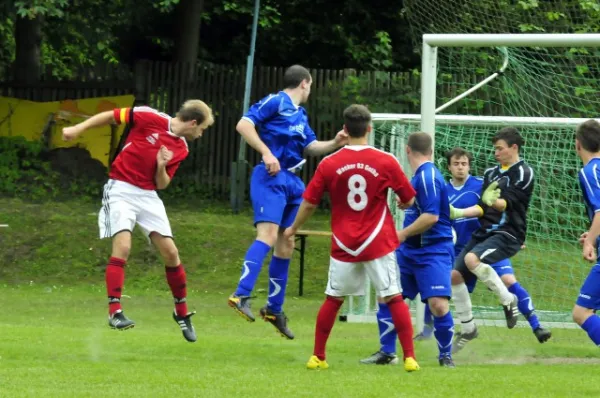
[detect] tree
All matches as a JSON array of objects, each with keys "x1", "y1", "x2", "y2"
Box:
[{"x1": 13, "y1": 0, "x2": 67, "y2": 82}]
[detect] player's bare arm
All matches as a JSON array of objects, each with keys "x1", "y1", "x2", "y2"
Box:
[
  {"x1": 236, "y1": 118, "x2": 280, "y2": 175},
  {"x1": 396, "y1": 196, "x2": 415, "y2": 210},
  {"x1": 582, "y1": 212, "x2": 600, "y2": 262},
  {"x1": 155, "y1": 146, "x2": 173, "y2": 190},
  {"x1": 303, "y1": 130, "x2": 349, "y2": 156},
  {"x1": 62, "y1": 110, "x2": 116, "y2": 141},
  {"x1": 283, "y1": 200, "x2": 318, "y2": 240},
  {"x1": 397, "y1": 213, "x2": 438, "y2": 243}
]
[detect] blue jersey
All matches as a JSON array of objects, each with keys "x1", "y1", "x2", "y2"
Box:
[
  {"x1": 403, "y1": 162, "x2": 453, "y2": 249},
  {"x1": 242, "y1": 91, "x2": 317, "y2": 170},
  {"x1": 447, "y1": 175, "x2": 483, "y2": 254},
  {"x1": 579, "y1": 158, "x2": 600, "y2": 249}
]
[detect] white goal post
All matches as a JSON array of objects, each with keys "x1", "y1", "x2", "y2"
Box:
[
  {"x1": 420, "y1": 33, "x2": 600, "y2": 144},
  {"x1": 342, "y1": 33, "x2": 600, "y2": 332}
]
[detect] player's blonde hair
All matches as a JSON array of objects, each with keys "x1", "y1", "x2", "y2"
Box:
[{"x1": 177, "y1": 99, "x2": 214, "y2": 129}]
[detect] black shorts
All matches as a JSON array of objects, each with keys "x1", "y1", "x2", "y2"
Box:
[{"x1": 454, "y1": 233, "x2": 522, "y2": 283}]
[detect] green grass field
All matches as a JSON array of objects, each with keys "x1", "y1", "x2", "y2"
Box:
[{"x1": 1, "y1": 198, "x2": 600, "y2": 397}]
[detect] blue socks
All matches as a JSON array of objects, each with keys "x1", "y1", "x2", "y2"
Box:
[
  {"x1": 508, "y1": 282, "x2": 540, "y2": 330},
  {"x1": 235, "y1": 240, "x2": 271, "y2": 296},
  {"x1": 582, "y1": 314, "x2": 600, "y2": 346},
  {"x1": 434, "y1": 311, "x2": 455, "y2": 358},
  {"x1": 266, "y1": 256, "x2": 290, "y2": 313},
  {"x1": 377, "y1": 302, "x2": 397, "y2": 355}
]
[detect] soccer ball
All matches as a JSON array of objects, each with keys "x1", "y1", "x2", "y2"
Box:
[{"x1": 452, "y1": 227, "x2": 457, "y2": 245}]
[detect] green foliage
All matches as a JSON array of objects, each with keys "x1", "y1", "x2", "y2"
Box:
[
  {"x1": 0, "y1": 136, "x2": 104, "y2": 201},
  {"x1": 14, "y1": 0, "x2": 68, "y2": 18},
  {"x1": 0, "y1": 136, "x2": 60, "y2": 200},
  {"x1": 339, "y1": 70, "x2": 421, "y2": 113}
]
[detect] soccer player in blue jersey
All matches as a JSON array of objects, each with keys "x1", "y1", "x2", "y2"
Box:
[
  {"x1": 573, "y1": 119, "x2": 600, "y2": 348},
  {"x1": 228, "y1": 65, "x2": 348, "y2": 339},
  {"x1": 360, "y1": 132, "x2": 457, "y2": 367}
]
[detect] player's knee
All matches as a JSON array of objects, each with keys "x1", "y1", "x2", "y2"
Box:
[
  {"x1": 501, "y1": 274, "x2": 516, "y2": 287},
  {"x1": 381, "y1": 293, "x2": 401, "y2": 303},
  {"x1": 326, "y1": 295, "x2": 344, "y2": 303},
  {"x1": 451, "y1": 270, "x2": 464, "y2": 285},
  {"x1": 464, "y1": 252, "x2": 479, "y2": 269},
  {"x1": 161, "y1": 244, "x2": 180, "y2": 266},
  {"x1": 273, "y1": 233, "x2": 294, "y2": 258},
  {"x1": 428, "y1": 297, "x2": 449, "y2": 316},
  {"x1": 256, "y1": 223, "x2": 278, "y2": 247},
  {"x1": 572, "y1": 305, "x2": 593, "y2": 326},
  {"x1": 111, "y1": 233, "x2": 131, "y2": 259}
]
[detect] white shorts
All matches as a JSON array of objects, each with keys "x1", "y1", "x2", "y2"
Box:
[
  {"x1": 325, "y1": 251, "x2": 401, "y2": 298},
  {"x1": 98, "y1": 179, "x2": 173, "y2": 239}
]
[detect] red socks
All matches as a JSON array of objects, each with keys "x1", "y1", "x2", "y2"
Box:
[
  {"x1": 387, "y1": 295, "x2": 415, "y2": 359},
  {"x1": 166, "y1": 264, "x2": 188, "y2": 316},
  {"x1": 313, "y1": 296, "x2": 343, "y2": 360},
  {"x1": 107, "y1": 259, "x2": 189, "y2": 317},
  {"x1": 106, "y1": 257, "x2": 126, "y2": 315}
]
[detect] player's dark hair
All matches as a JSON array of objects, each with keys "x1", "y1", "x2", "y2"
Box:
[
  {"x1": 445, "y1": 147, "x2": 473, "y2": 166},
  {"x1": 407, "y1": 132, "x2": 432, "y2": 155},
  {"x1": 576, "y1": 119, "x2": 600, "y2": 153},
  {"x1": 343, "y1": 104, "x2": 371, "y2": 138},
  {"x1": 283, "y1": 65, "x2": 311, "y2": 89},
  {"x1": 492, "y1": 127, "x2": 524, "y2": 150}
]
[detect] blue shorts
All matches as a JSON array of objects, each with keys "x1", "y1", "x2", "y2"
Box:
[
  {"x1": 465, "y1": 259, "x2": 514, "y2": 293},
  {"x1": 576, "y1": 264, "x2": 600, "y2": 310},
  {"x1": 397, "y1": 241, "x2": 454, "y2": 302},
  {"x1": 250, "y1": 164, "x2": 305, "y2": 228}
]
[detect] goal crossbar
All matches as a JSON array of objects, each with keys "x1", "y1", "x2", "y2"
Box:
[
  {"x1": 424, "y1": 33, "x2": 600, "y2": 47},
  {"x1": 372, "y1": 113, "x2": 598, "y2": 127},
  {"x1": 419, "y1": 33, "x2": 600, "y2": 138}
]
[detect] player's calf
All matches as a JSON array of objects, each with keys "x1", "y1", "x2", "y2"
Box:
[{"x1": 573, "y1": 304, "x2": 600, "y2": 346}]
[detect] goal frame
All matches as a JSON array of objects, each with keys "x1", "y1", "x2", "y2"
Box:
[
  {"x1": 346, "y1": 112, "x2": 594, "y2": 330},
  {"x1": 420, "y1": 33, "x2": 600, "y2": 142},
  {"x1": 344, "y1": 34, "x2": 600, "y2": 331}
]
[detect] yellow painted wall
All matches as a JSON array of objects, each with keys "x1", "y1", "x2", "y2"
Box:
[{"x1": 0, "y1": 95, "x2": 135, "y2": 167}]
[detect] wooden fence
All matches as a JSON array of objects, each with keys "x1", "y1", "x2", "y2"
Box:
[{"x1": 0, "y1": 60, "x2": 423, "y2": 199}]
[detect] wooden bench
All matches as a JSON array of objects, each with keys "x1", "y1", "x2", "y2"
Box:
[{"x1": 295, "y1": 229, "x2": 332, "y2": 296}]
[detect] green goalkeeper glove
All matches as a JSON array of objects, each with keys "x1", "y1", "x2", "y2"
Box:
[
  {"x1": 481, "y1": 181, "x2": 501, "y2": 206},
  {"x1": 449, "y1": 205, "x2": 465, "y2": 220}
]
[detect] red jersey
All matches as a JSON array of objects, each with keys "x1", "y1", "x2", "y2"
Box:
[
  {"x1": 109, "y1": 106, "x2": 189, "y2": 190},
  {"x1": 303, "y1": 145, "x2": 416, "y2": 262}
]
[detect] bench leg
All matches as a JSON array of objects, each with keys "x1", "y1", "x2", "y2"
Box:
[{"x1": 298, "y1": 235, "x2": 306, "y2": 296}]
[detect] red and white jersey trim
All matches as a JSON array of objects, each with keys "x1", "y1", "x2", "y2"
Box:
[{"x1": 333, "y1": 206, "x2": 388, "y2": 257}]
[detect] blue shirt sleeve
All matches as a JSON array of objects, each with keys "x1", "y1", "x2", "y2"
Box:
[
  {"x1": 303, "y1": 118, "x2": 317, "y2": 148},
  {"x1": 242, "y1": 94, "x2": 279, "y2": 126},
  {"x1": 416, "y1": 166, "x2": 441, "y2": 215},
  {"x1": 580, "y1": 167, "x2": 600, "y2": 212}
]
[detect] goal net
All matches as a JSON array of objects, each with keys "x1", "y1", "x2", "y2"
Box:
[
  {"x1": 341, "y1": 114, "x2": 591, "y2": 329},
  {"x1": 340, "y1": 33, "x2": 600, "y2": 341}
]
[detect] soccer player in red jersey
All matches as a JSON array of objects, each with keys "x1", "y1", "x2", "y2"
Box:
[
  {"x1": 62, "y1": 100, "x2": 214, "y2": 342},
  {"x1": 283, "y1": 104, "x2": 420, "y2": 372}
]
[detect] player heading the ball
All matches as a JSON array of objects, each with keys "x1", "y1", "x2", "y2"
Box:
[{"x1": 62, "y1": 100, "x2": 214, "y2": 342}]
